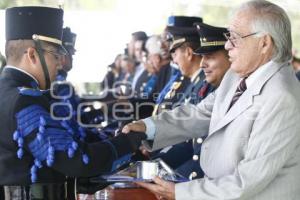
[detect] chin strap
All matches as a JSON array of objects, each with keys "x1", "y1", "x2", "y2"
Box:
[{"x1": 33, "y1": 40, "x2": 51, "y2": 89}]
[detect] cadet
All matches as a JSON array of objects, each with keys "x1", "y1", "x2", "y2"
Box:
[{"x1": 0, "y1": 6, "x2": 145, "y2": 200}]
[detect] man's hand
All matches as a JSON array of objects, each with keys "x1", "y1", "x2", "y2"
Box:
[
  {"x1": 139, "y1": 145, "x2": 150, "y2": 158},
  {"x1": 135, "y1": 176, "x2": 175, "y2": 200},
  {"x1": 122, "y1": 120, "x2": 146, "y2": 134}
]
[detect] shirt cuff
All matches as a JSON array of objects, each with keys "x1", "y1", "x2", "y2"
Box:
[{"x1": 142, "y1": 118, "x2": 156, "y2": 140}]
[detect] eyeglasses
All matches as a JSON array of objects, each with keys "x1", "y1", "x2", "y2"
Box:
[
  {"x1": 24, "y1": 47, "x2": 66, "y2": 63},
  {"x1": 41, "y1": 48, "x2": 65, "y2": 61},
  {"x1": 223, "y1": 31, "x2": 259, "y2": 47}
]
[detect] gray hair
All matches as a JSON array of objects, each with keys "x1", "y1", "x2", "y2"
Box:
[
  {"x1": 145, "y1": 35, "x2": 167, "y2": 57},
  {"x1": 237, "y1": 0, "x2": 292, "y2": 63}
]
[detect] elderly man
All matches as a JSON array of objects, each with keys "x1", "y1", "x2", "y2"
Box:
[
  {"x1": 0, "y1": 6, "x2": 145, "y2": 199},
  {"x1": 145, "y1": 35, "x2": 174, "y2": 95},
  {"x1": 123, "y1": 0, "x2": 300, "y2": 199}
]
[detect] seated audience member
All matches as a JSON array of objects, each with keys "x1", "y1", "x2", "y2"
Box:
[{"x1": 101, "y1": 54, "x2": 124, "y2": 90}]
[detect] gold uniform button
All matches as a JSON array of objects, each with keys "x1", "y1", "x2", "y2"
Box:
[
  {"x1": 192, "y1": 155, "x2": 199, "y2": 161},
  {"x1": 197, "y1": 138, "x2": 203, "y2": 144}
]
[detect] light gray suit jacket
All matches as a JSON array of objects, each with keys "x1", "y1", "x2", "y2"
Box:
[{"x1": 148, "y1": 61, "x2": 300, "y2": 200}]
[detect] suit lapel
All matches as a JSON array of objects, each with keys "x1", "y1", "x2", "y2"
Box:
[{"x1": 209, "y1": 62, "x2": 286, "y2": 136}]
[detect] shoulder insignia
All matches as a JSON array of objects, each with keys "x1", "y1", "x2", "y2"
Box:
[
  {"x1": 14, "y1": 104, "x2": 89, "y2": 183},
  {"x1": 172, "y1": 81, "x2": 182, "y2": 90}
]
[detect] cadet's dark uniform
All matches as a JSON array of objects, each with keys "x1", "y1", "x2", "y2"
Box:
[
  {"x1": 0, "y1": 67, "x2": 144, "y2": 195},
  {"x1": 152, "y1": 69, "x2": 190, "y2": 115},
  {"x1": 0, "y1": 6, "x2": 145, "y2": 199},
  {"x1": 175, "y1": 79, "x2": 215, "y2": 179},
  {"x1": 152, "y1": 63, "x2": 174, "y2": 97},
  {"x1": 185, "y1": 74, "x2": 215, "y2": 105}
]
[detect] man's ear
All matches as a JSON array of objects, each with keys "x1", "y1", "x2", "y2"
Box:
[
  {"x1": 26, "y1": 47, "x2": 38, "y2": 64},
  {"x1": 261, "y1": 34, "x2": 273, "y2": 54},
  {"x1": 187, "y1": 47, "x2": 194, "y2": 61}
]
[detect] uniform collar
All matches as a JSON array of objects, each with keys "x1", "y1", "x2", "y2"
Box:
[
  {"x1": 190, "y1": 68, "x2": 202, "y2": 83},
  {"x1": 3, "y1": 65, "x2": 40, "y2": 89}
]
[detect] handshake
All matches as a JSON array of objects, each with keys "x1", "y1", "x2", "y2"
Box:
[
  {"x1": 106, "y1": 120, "x2": 149, "y2": 155},
  {"x1": 120, "y1": 120, "x2": 149, "y2": 153}
]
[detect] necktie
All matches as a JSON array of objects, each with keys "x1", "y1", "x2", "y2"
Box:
[
  {"x1": 228, "y1": 78, "x2": 247, "y2": 111},
  {"x1": 198, "y1": 81, "x2": 209, "y2": 98}
]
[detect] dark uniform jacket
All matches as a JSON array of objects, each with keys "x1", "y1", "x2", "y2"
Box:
[
  {"x1": 150, "y1": 71, "x2": 191, "y2": 164},
  {"x1": 152, "y1": 63, "x2": 174, "y2": 97},
  {"x1": 101, "y1": 65, "x2": 124, "y2": 90},
  {"x1": 175, "y1": 78, "x2": 215, "y2": 179},
  {"x1": 0, "y1": 67, "x2": 145, "y2": 186},
  {"x1": 152, "y1": 70, "x2": 215, "y2": 180},
  {"x1": 152, "y1": 71, "x2": 191, "y2": 115},
  {"x1": 134, "y1": 70, "x2": 152, "y2": 97},
  {"x1": 127, "y1": 63, "x2": 175, "y2": 120}
]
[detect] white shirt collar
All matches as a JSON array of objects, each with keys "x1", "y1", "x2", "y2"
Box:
[
  {"x1": 5, "y1": 65, "x2": 40, "y2": 87},
  {"x1": 245, "y1": 60, "x2": 274, "y2": 88},
  {"x1": 190, "y1": 68, "x2": 202, "y2": 83}
]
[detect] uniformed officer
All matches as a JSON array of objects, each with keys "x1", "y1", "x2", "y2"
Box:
[
  {"x1": 176, "y1": 22, "x2": 231, "y2": 180},
  {"x1": 149, "y1": 16, "x2": 205, "y2": 171},
  {"x1": 0, "y1": 6, "x2": 145, "y2": 200},
  {"x1": 152, "y1": 16, "x2": 204, "y2": 116}
]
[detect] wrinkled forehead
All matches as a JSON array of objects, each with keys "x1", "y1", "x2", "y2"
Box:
[{"x1": 229, "y1": 9, "x2": 253, "y2": 33}]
